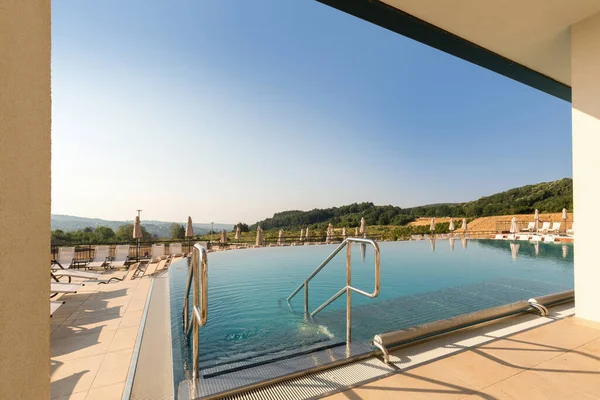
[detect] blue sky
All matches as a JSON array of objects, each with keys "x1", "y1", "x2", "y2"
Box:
[{"x1": 51, "y1": 0, "x2": 572, "y2": 224}]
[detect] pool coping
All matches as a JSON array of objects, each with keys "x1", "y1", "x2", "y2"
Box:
[{"x1": 121, "y1": 277, "x2": 155, "y2": 400}]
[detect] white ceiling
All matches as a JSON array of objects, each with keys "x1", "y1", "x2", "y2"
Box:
[{"x1": 380, "y1": 0, "x2": 600, "y2": 86}]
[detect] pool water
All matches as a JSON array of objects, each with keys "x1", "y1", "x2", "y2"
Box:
[{"x1": 170, "y1": 239, "x2": 573, "y2": 380}]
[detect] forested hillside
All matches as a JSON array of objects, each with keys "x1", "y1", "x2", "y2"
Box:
[{"x1": 250, "y1": 178, "x2": 572, "y2": 230}]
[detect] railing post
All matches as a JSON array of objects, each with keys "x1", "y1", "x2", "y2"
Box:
[
  {"x1": 304, "y1": 282, "x2": 309, "y2": 315},
  {"x1": 346, "y1": 241, "x2": 352, "y2": 344},
  {"x1": 192, "y1": 248, "x2": 200, "y2": 380}
]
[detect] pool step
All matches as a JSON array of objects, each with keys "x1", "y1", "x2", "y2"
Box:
[
  {"x1": 183, "y1": 340, "x2": 374, "y2": 399},
  {"x1": 200, "y1": 340, "x2": 346, "y2": 378}
]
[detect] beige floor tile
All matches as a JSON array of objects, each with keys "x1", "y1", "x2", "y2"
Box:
[
  {"x1": 85, "y1": 382, "x2": 125, "y2": 400},
  {"x1": 532, "y1": 349, "x2": 600, "y2": 398},
  {"x1": 334, "y1": 382, "x2": 394, "y2": 399},
  {"x1": 475, "y1": 369, "x2": 598, "y2": 400},
  {"x1": 52, "y1": 391, "x2": 88, "y2": 400},
  {"x1": 108, "y1": 326, "x2": 139, "y2": 352},
  {"x1": 50, "y1": 354, "x2": 104, "y2": 398},
  {"x1": 428, "y1": 348, "x2": 523, "y2": 390},
  {"x1": 578, "y1": 337, "x2": 600, "y2": 357},
  {"x1": 507, "y1": 318, "x2": 600, "y2": 352},
  {"x1": 476, "y1": 336, "x2": 564, "y2": 369},
  {"x1": 51, "y1": 327, "x2": 117, "y2": 361},
  {"x1": 119, "y1": 310, "x2": 143, "y2": 328},
  {"x1": 91, "y1": 348, "x2": 133, "y2": 388},
  {"x1": 125, "y1": 298, "x2": 147, "y2": 312},
  {"x1": 377, "y1": 365, "x2": 481, "y2": 399}
]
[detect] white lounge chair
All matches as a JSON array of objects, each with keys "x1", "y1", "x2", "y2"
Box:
[
  {"x1": 150, "y1": 244, "x2": 166, "y2": 263},
  {"x1": 87, "y1": 245, "x2": 110, "y2": 269},
  {"x1": 169, "y1": 243, "x2": 183, "y2": 257},
  {"x1": 50, "y1": 301, "x2": 64, "y2": 316},
  {"x1": 548, "y1": 222, "x2": 561, "y2": 234},
  {"x1": 52, "y1": 247, "x2": 75, "y2": 270},
  {"x1": 50, "y1": 282, "x2": 82, "y2": 296},
  {"x1": 567, "y1": 223, "x2": 575, "y2": 236},
  {"x1": 107, "y1": 245, "x2": 130, "y2": 269},
  {"x1": 540, "y1": 222, "x2": 551, "y2": 233},
  {"x1": 521, "y1": 222, "x2": 535, "y2": 232}
]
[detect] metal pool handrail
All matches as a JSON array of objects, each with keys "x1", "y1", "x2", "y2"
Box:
[
  {"x1": 286, "y1": 237, "x2": 380, "y2": 344},
  {"x1": 182, "y1": 243, "x2": 208, "y2": 381}
]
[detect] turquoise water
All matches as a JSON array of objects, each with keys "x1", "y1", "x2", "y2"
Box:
[{"x1": 170, "y1": 239, "x2": 573, "y2": 376}]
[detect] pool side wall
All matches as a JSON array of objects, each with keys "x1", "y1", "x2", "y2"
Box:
[{"x1": 0, "y1": 1, "x2": 52, "y2": 399}]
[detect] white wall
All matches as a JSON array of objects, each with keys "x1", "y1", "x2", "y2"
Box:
[{"x1": 571, "y1": 11, "x2": 600, "y2": 322}]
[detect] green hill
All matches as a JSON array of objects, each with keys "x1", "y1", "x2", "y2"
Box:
[{"x1": 250, "y1": 178, "x2": 572, "y2": 230}]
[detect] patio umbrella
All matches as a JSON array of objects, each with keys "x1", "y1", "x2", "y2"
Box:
[
  {"x1": 510, "y1": 217, "x2": 519, "y2": 238},
  {"x1": 510, "y1": 242, "x2": 520, "y2": 260},
  {"x1": 278, "y1": 229, "x2": 285, "y2": 245},
  {"x1": 562, "y1": 208, "x2": 568, "y2": 234},
  {"x1": 342, "y1": 227, "x2": 347, "y2": 240},
  {"x1": 133, "y1": 216, "x2": 142, "y2": 258},
  {"x1": 430, "y1": 217, "x2": 436, "y2": 235},
  {"x1": 235, "y1": 226, "x2": 241, "y2": 240},
  {"x1": 255, "y1": 226, "x2": 263, "y2": 246},
  {"x1": 562, "y1": 245, "x2": 568, "y2": 259},
  {"x1": 220, "y1": 229, "x2": 228, "y2": 245},
  {"x1": 534, "y1": 209, "x2": 540, "y2": 234},
  {"x1": 359, "y1": 217, "x2": 366, "y2": 238},
  {"x1": 449, "y1": 237, "x2": 455, "y2": 252},
  {"x1": 430, "y1": 238, "x2": 436, "y2": 252},
  {"x1": 355, "y1": 227, "x2": 359, "y2": 237},
  {"x1": 185, "y1": 216, "x2": 194, "y2": 253},
  {"x1": 305, "y1": 227, "x2": 309, "y2": 242},
  {"x1": 326, "y1": 223, "x2": 333, "y2": 243},
  {"x1": 449, "y1": 218, "x2": 455, "y2": 234},
  {"x1": 300, "y1": 228, "x2": 304, "y2": 242},
  {"x1": 461, "y1": 218, "x2": 467, "y2": 232},
  {"x1": 461, "y1": 236, "x2": 468, "y2": 249}
]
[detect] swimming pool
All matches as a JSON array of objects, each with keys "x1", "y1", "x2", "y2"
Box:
[{"x1": 169, "y1": 239, "x2": 573, "y2": 387}]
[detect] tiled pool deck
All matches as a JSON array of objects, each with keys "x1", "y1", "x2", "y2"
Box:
[
  {"x1": 50, "y1": 268, "x2": 599, "y2": 400},
  {"x1": 50, "y1": 270, "x2": 151, "y2": 399}
]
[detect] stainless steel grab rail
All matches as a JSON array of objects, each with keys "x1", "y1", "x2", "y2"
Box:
[
  {"x1": 286, "y1": 238, "x2": 380, "y2": 344},
  {"x1": 182, "y1": 243, "x2": 208, "y2": 381}
]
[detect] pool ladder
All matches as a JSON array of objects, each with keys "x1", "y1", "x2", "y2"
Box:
[
  {"x1": 182, "y1": 243, "x2": 208, "y2": 382},
  {"x1": 286, "y1": 237, "x2": 381, "y2": 344}
]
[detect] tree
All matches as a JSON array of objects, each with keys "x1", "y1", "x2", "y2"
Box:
[
  {"x1": 170, "y1": 223, "x2": 185, "y2": 239},
  {"x1": 94, "y1": 226, "x2": 115, "y2": 242},
  {"x1": 234, "y1": 222, "x2": 249, "y2": 233},
  {"x1": 115, "y1": 223, "x2": 151, "y2": 241}
]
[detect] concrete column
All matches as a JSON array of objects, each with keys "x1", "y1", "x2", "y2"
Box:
[
  {"x1": 572, "y1": 11, "x2": 600, "y2": 322},
  {"x1": 0, "y1": 1, "x2": 51, "y2": 398}
]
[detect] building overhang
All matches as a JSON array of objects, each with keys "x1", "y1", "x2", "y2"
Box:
[{"x1": 317, "y1": 0, "x2": 600, "y2": 102}]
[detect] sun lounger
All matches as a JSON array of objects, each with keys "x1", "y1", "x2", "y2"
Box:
[
  {"x1": 540, "y1": 222, "x2": 551, "y2": 233},
  {"x1": 50, "y1": 282, "x2": 82, "y2": 294},
  {"x1": 52, "y1": 247, "x2": 75, "y2": 270},
  {"x1": 548, "y1": 222, "x2": 561, "y2": 234},
  {"x1": 521, "y1": 222, "x2": 535, "y2": 232},
  {"x1": 128, "y1": 244, "x2": 166, "y2": 280},
  {"x1": 107, "y1": 245, "x2": 130, "y2": 269},
  {"x1": 51, "y1": 268, "x2": 122, "y2": 284},
  {"x1": 50, "y1": 301, "x2": 64, "y2": 316},
  {"x1": 87, "y1": 245, "x2": 110, "y2": 269},
  {"x1": 169, "y1": 243, "x2": 183, "y2": 257},
  {"x1": 567, "y1": 223, "x2": 575, "y2": 236},
  {"x1": 150, "y1": 244, "x2": 166, "y2": 262}
]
